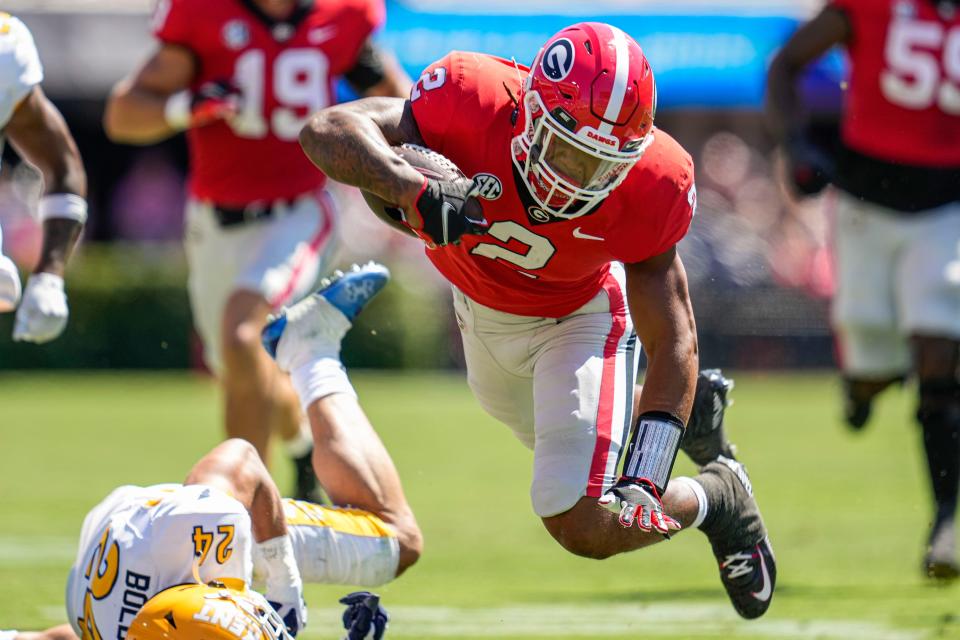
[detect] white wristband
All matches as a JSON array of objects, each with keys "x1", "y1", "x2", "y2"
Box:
[
  {"x1": 38, "y1": 193, "x2": 87, "y2": 224},
  {"x1": 164, "y1": 90, "x2": 192, "y2": 130},
  {"x1": 254, "y1": 535, "x2": 302, "y2": 601}
]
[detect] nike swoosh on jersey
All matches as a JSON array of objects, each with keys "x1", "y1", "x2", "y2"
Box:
[
  {"x1": 751, "y1": 545, "x2": 772, "y2": 602},
  {"x1": 308, "y1": 26, "x2": 338, "y2": 44},
  {"x1": 572, "y1": 227, "x2": 604, "y2": 241}
]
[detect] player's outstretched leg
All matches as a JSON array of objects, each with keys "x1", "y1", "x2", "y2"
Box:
[
  {"x1": 682, "y1": 369, "x2": 737, "y2": 466},
  {"x1": 263, "y1": 261, "x2": 390, "y2": 359},
  {"x1": 263, "y1": 262, "x2": 422, "y2": 578},
  {"x1": 695, "y1": 456, "x2": 775, "y2": 619}
]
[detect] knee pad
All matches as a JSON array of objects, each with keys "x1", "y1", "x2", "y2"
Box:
[{"x1": 917, "y1": 378, "x2": 960, "y2": 426}]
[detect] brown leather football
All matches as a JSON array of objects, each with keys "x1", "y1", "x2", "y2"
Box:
[{"x1": 360, "y1": 144, "x2": 478, "y2": 238}]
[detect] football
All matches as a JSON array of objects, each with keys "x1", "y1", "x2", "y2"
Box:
[{"x1": 360, "y1": 144, "x2": 479, "y2": 238}]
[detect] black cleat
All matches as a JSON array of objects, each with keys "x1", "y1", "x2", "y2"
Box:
[
  {"x1": 698, "y1": 457, "x2": 776, "y2": 619},
  {"x1": 924, "y1": 515, "x2": 959, "y2": 582},
  {"x1": 682, "y1": 369, "x2": 737, "y2": 467},
  {"x1": 841, "y1": 378, "x2": 872, "y2": 431},
  {"x1": 292, "y1": 445, "x2": 328, "y2": 504}
]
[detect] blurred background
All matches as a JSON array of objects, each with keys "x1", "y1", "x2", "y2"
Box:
[
  {"x1": 0, "y1": 0, "x2": 844, "y2": 372},
  {"x1": 7, "y1": 3, "x2": 960, "y2": 639}
]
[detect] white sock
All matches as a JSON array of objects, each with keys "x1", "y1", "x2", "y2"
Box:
[
  {"x1": 290, "y1": 357, "x2": 357, "y2": 411},
  {"x1": 284, "y1": 421, "x2": 313, "y2": 458},
  {"x1": 1, "y1": 630, "x2": 18, "y2": 640},
  {"x1": 672, "y1": 476, "x2": 709, "y2": 529}
]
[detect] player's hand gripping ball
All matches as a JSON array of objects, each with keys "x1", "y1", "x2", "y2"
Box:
[{"x1": 361, "y1": 144, "x2": 488, "y2": 247}]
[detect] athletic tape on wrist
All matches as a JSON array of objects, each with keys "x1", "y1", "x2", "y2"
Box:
[
  {"x1": 38, "y1": 193, "x2": 87, "y2": 224},
  {"x1": 254, "y1": 535, "x2": 302, "y2": 601},
  {"x1": 164, "y1": 90, "x2": 192, "y2": 130},
  {"x1": 622, "y1": 412, "x2": 684, "y2": 495}
]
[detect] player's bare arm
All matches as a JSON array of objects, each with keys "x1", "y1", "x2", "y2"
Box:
[
  {"x1": 185, "y1": 438, "x2": 287, "y2": 542},
  {"x1": 12, "y1": 625, "x2": 79, "y2": 640},
  {"x1": 624, "y1": 247, "x2": 699, "y2": 422},
  {"x1": 597, "y1": 247, "x2": 697, "y2": 534},
  {"x1": 6, "y1": 86, "x2": 86, "y2": 278},
  {"x1": 766, "y1": 6, "x2": 850, "y2": 139},
  {"x1": 184, "y1": 438, "x2": 306, "y2": 634},
  {"x1": 300, "y1": 97, "x2": 426, "y2": 207},
  {"x1": 103, "y1": 44, "x2": 196, "y2": 144}
]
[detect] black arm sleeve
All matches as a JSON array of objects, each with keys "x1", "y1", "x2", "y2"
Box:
[{"x1": 343, "y1": 39, "x2": 388, "y2": 93}]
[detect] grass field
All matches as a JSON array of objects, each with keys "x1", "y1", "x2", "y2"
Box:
[{"x1": 1, "y1": 371, "x2": 958, "y2": 639}]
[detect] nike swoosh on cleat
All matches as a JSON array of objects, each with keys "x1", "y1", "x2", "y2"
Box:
[
  {"x1": 572, "y1": 227, "x2": 604, "y2": 241},
  {"x1": 441, "y1": 202, "x2": 455, "y2": 244},
  {"x1": 751, "y1": 545, "x2": 772, "y2": 602}
]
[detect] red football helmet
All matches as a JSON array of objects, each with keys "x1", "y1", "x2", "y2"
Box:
[{"x1": 512, "y1": 22, "x2": 657, "y2": 218}]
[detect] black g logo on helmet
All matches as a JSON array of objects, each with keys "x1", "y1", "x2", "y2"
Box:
[{"x1": 541, "y1": 38, "x2": 575, "y2": 81}]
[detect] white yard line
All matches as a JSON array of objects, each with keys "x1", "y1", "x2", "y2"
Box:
[
  {"x1": 0, "y1": 536, "x2": 75, "y2": 565},
  {"x1": 298, "y1": 603, "x2": 927, "y2": 640},
  {"x1": 23, "y1": 601, "x2": 926, "y2": 640}
]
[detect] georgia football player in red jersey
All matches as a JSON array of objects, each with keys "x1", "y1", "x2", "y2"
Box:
[
  {"x1": 768, "y1": 0, "x2": 960, "y2": 579},
  {"x1": 298, "y1": 22, "x2": 776, "y2": 619},
  {"x1": 102, "y1": 0, "x2": 411, "y2": 503}
]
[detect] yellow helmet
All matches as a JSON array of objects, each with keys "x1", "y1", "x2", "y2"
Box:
[{"x1": 127, "y1": 581, "x2": 293, "y2": 640}]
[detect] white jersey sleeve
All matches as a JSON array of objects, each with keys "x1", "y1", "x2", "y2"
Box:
[
  {"x1": 66, "y1": 484, "x2": 253, "y2": 640},
  {"x1": 0, "y1": 14, "x2": 42, "y2": 128}
]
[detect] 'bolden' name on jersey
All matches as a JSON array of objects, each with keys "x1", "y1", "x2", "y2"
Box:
[
  {"x1": 409, "y1": 52, "x2": 696, "y2": 318},
  {"x1": 66, "y1": 484, "x2": 253, "y2": 640}
]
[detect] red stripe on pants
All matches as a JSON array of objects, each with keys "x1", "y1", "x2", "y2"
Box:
[{"x1": 586, "y1": 272, "x2": 628, "y2": 497}]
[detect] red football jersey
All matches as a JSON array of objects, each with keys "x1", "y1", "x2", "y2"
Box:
[
  {"x1": 409, "y1": 52, "x2": 695, "y2": 318},
  {"x1": 152, "y1": 0, "x2": 384, "y2": 205},
  {"x1": 832, "y1": 0, "x2": 960, "y2": 166}
]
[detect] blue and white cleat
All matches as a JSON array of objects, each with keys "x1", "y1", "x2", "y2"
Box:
[{"x1": 262, "y1": 262, "x2": 390, "y2": 372}]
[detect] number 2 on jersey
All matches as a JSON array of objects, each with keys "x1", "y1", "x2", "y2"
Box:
[
  {"x1": 232, "y1": 49, "x2": 330, "y2": 140},
  {"x1": 77, "y1": 527, "x2": 121, "y2": 640},
  {"x1": 410, "y1": 68, "x2": 447, "y2": 101},
  {"x1": 470, "y1": 221, "x2": 556, "y2": 276}
]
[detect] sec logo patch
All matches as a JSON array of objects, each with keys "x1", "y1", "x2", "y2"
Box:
[
  {"x1": 222, "y1": 20, "x2": 250, "y2": 50},
  {"x1": 472, "y1": 173, "x2": 503, "y2": 200}
]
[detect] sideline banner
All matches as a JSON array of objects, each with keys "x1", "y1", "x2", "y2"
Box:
[{"x1": 379, "y1": 1, "x2": 844, "y2": 110}]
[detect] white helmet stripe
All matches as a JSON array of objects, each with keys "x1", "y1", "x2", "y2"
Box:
[{"x1": 599, "y1": 25, "x2": 630, "y2": 136}]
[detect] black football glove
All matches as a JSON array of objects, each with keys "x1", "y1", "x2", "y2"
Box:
[
  {"x1": 401, "y1": 177, "x2": 488, "y2": 247},
  {"x1": 189, "y1": 79, "x2": 243, "y2": 128},
  {"x1": 785, "y1": 130, "x2": 835, "y2": 196},
  {"x1": 340, "y1": 591, "x2": 388, "y2": 640}
]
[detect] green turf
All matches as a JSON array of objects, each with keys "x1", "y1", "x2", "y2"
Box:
[{"x1": 1, "y1": 372, "x2": 958, "y2": 639}]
